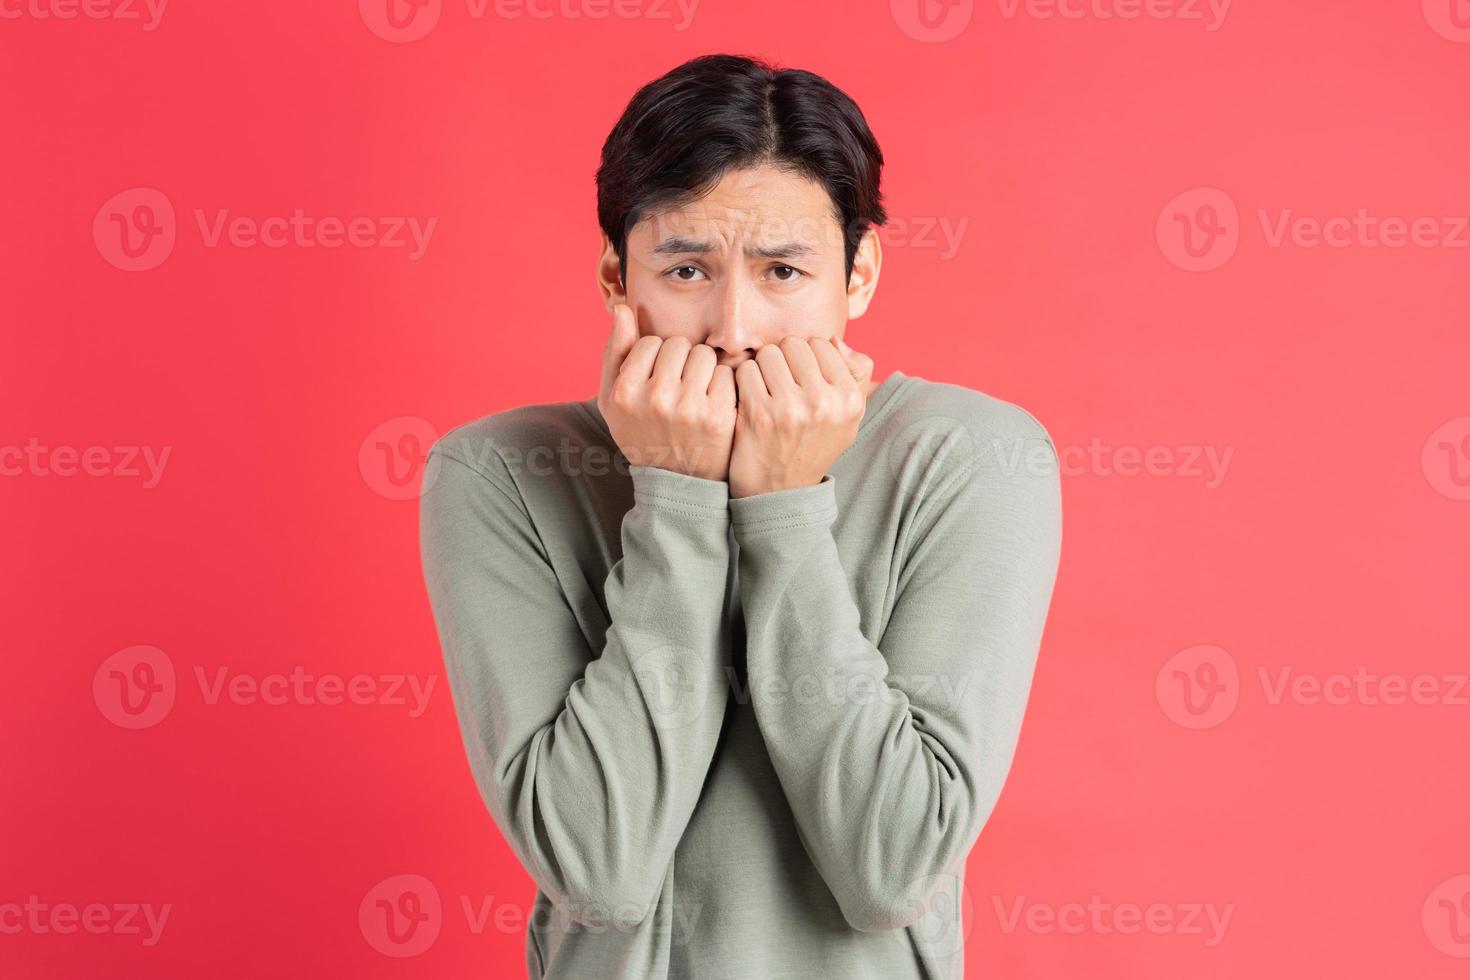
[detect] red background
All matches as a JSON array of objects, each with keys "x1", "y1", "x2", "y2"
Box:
[{"x1": 4, "y1": 0, "x2": 1469, "y2": 977}]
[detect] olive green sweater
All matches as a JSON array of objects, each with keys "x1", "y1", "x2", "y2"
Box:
[{"x1": 419, "y1": 369, "x2": 1062, "y2": 979}]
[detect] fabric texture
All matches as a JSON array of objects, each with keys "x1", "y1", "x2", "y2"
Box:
[{"x1": 419, "y1": 369, "x2": 1063, "y2": 979}]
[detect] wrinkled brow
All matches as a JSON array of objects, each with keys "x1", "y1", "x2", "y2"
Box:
[{"x1": 650, "y1": 236, "x2": 818, "y2": 260}]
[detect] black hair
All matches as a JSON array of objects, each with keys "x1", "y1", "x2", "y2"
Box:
[{"x1": 596, "y1": 53, "x2": 887, "y2": 286}]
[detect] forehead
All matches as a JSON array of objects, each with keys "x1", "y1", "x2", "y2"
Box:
[{"x1": 631, "y1": 165, "x2": 842, "y2": 251}]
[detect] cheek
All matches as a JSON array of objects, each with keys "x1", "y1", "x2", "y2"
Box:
[
  {"x1": 625, "y1": 267, "x2": 700, "y2": 339},
  {"x1": 632, "y1": 294, "x2": 703, "y2": 341},
  {"x1": 780, "y1": 287, "x2": 847, "y2": 338}
]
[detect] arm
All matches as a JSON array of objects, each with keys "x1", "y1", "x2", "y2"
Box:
[
  {"x1": 420, "y1": 442, "x2": 733, "y2": 928},
  {"x1": 728, "y1": 421, "x2": 1062, "y2": 932}
]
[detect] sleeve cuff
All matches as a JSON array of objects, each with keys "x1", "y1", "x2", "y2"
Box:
[
  {"x1": 729, "y1": 474, "x2": 838, "y2": 538},
  {"x1": 629, "y1": 464, "x2": 730, "y2": 519}
]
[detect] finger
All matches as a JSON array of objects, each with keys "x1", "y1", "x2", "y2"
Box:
[
  {"x1": 682, "y1": 343, "x2": 716, "y2": 393},
  {"x1": 850, "y1": 350, "x2": 875, "y2": 391},
  {"x1": 620, "y1": 333, "x2": 665, "y2": 383},
  {"x1": 754, "y1": 344, "x2": 799, "y2": 401},
  {"x1": 735, "y1": 359, "x2": 769, "y2": 411},
  {"x1": 599, "y1": 302, "x2": 639, "y2": 398},
  {"x1": 835, "y1": 336, "x2": 875, "y2": 387},
  {"x1": 708, "y1": 362, "x2": 735, "y2": 406},
  {"x1": 651, "y1": 335, "x2": 693, "y2": 385},
  {"x1": 779, "y1": 336, "x2": 825, "y2": 389},
  {"x1": 810, "y1": 337, "x2": 850, "y2": 388}
]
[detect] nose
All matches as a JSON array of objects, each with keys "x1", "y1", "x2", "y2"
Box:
[{"x1": 703, "y1": 279, "x2": 762, "y2": 366}]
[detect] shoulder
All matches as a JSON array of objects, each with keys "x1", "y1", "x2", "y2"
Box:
[
  {"x1": 427, "y1": 398, "x2": 608, "y2": 490},
  {"x1": 875, "y1": 373, "x2": 1058, "y2": 488},
  {"x1": 429, "y1": 399, "x2": 605, "y2": 481}
]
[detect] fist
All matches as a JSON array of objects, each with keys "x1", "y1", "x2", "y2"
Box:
[
  {"x1": 728, "y1": 335, "x2": 875, "y2": 499},
  {"x1": 597, "y1": 303, "x2": 738, "y2": 482}
]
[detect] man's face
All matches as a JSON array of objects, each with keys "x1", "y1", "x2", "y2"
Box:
[{"x1": 599, "y1": 164, "x2": 880, "y2": 370}]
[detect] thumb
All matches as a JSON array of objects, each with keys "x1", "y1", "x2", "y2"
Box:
[{"x1": 600, "y1": 303, "x2": 639, "y2": 397}]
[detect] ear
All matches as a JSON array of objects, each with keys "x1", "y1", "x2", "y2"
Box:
[
  {"x1": 845, "y1": 226, "x2": 882, "y2": 320},
  {"x1": 596, "y1": 231, "x2": 627, "y2": 312}
]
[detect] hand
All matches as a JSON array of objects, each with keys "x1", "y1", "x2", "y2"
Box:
[
  {"x1": 728, "y1": 336, "x2": 875, "y2": 499},
  {"x1": 597, "y1": 303, "x2": 738, "y2": 482}
]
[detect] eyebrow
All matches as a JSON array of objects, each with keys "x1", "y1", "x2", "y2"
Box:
[{"x1": 649, "y1": 236, "x2": 818, "y2": 260}]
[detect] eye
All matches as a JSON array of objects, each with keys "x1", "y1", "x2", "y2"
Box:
[
  {"x1": 768, "y1": 265, "x2": 806, "y2": 283},
  {"x1": 665, "y1": 265, "x2": 706, "y2": 282}
]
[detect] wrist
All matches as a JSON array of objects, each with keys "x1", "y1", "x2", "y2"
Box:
[{"x1": 729, "y1": 475, "x2": 824, "y2": 499}]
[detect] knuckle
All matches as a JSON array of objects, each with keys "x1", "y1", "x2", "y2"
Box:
[
  {"x1": 609, "y1": 381, "x2": 637, "y2": 409},
  {"x1": 647, "y1": 386, "x2": 677, "y2": 417}
]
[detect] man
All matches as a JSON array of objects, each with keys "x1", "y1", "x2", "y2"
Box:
[{"x1": 419, "y1": 53, "x2": 1062, "y2": 979}]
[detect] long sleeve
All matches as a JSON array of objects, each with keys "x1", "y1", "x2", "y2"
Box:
[
  {"x1": 420, "y1": 441, "x2": 733, "y2": 928},
  {"x1": 728, "y1": 427, "x2": 1062, "y2": 933}
]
